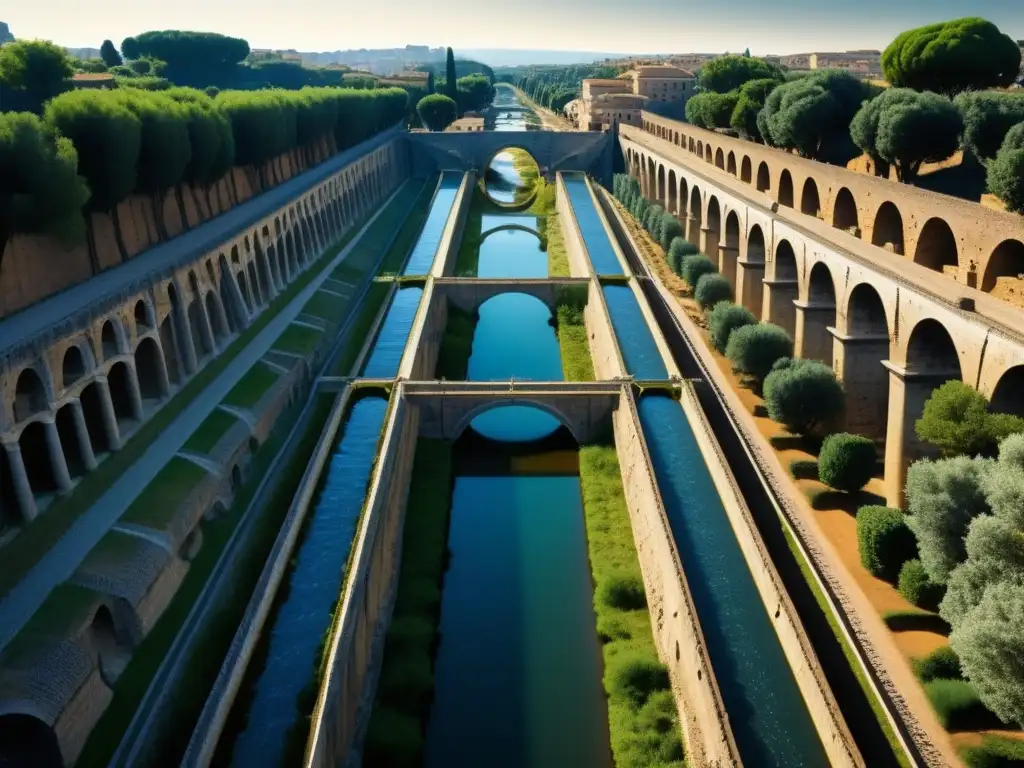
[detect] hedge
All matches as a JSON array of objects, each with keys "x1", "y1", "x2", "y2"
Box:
[
  {"x1": 818, "y1": 433, "x2": 876, "y2": 492},
  {"x1": 763, "y1": 357, "x2": 845, "y2": 436},
  {"x1": 898, "y1": 558, "x2": 945, "y2": 610},
  {"x1": 694, "y1": 272, "x2": 732, "y2": 309},
  {"x1": 680, "y1": 253, "x2": 716, "y2": 289},
  {"x1": 725, "y1": 323, "x2": 793, "y2": 385},
  {"x1": 707, "y1": 302, "x2": 756, "y2": 353},
  {"x1": 856, "y1": 505, "x2": 917, "y2": 581}
]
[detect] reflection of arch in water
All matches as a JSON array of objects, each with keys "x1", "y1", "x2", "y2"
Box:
[
  {"x1": 468, "y1": 294, "x2": 561, "y2": 381},
  {"x1": 481, "y1": 147, "x2": 541, "y2": 209},
  {"x1": 479, "y1": 223, "x2": 541, "y2": 239},
  {"x1": 459, "y1": 402, "x2": 575, "y2": 444}
]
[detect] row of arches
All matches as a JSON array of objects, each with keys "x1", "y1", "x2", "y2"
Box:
[
  {"x1": 1, "y1": 142, "x2": 403, "y2": 532},
  {"x1": 640, "y1": 118, "x2": 1024, "y2": 297}
]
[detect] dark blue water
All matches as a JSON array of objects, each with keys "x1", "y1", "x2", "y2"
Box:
[
  {"x1": 226, "y1": 396, "x2": 388, "y2": 766},
  {"x1": 638, "y1": 396, "x2": 828, "y2": 767},
  {"x1": 361, "y1": 287, "x2": 423, "y2": 378},
  {"x1": 402, "y1": 173, "x2": 463, "y2": 275},
  {"x1": 478, "y1": 214, "x2": 545, "y2": 278},
  {"x1": 468, "y1": 294, "x2": 562, "y2": 441},
  {"x1": 602, "y1": 285, "x2": 669, "y2": 380},
  {"x1": 563, "y1": 175, "x2": 624, "y2": 276}
]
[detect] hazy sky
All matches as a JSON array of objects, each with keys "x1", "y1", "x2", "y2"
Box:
[{"x1": 5, "y1": 1, "x2": 1023, "y2": 58}]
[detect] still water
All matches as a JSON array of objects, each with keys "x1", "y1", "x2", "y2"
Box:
[
  {"x1": 562, "y1": 174, "x2": 624, "y2": 276},
  {"x1": 361, "y1": 286, "x2": 423, "y2": 378},
  {"x1": 478, "y1": 214, "x2": 545, "y2": 278},
  {"x1": 602, "y1": 284, "x2": 669, "y2": 380},
  {"x1": 424, "y1": 415, "x2": 612, "y2": 768},
  {"x1": 403, "y1": 173, "x2": 463, "y2": 275}
]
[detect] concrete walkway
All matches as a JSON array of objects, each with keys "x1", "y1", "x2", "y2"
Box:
[{"x1": 0, "y1": 198, "x2": 394, "y2": 651}]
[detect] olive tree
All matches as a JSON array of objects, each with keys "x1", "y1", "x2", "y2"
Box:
[
  {"x1": 0, "y1": 111, "x2": 88, "y2": 269},
  {"x1": 850, "y1": 88, "x2": 962, "y2": 182},
  {"x1": 416, "y1": 93, "x2": 457, "y2": 131},
  {"x1": 987, "y1": 124, "x2": 1024, "y2": 215},
  {"x1": 915, "y1": 380, "x2": 1024, "y2": 456},
  {"x1": 882, "y1": 17, "x2": 1021, "y2": 95}
]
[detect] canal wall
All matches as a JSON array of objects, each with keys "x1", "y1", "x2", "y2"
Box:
[
  {"x1": 556, "y1": 174, "x2": 594, "y2": 278},
  {"x1": 675, "y1": 383, "x2": 864, "y2": 767},
  {"x1": 433, "y1": 172, "x2": 474, "y2": 277},
  {"x1": 585, "y1": 175, "x2": 633, "y2": 275},
  {"x1": 612, "y1": 387, "x2": 740, "y2": 767},
  {"x1": 398, "y1": 279, "x2": 441, "y2": 381},
  {"x1": 585, "y1": 279, "x2": 628, "y2": 380},
  {"x1": 306, "y1": 389, "x2": 419, "y2": 768},
  {"x1": 180, "y1": 385, "x2": 354, "y2": 766}
]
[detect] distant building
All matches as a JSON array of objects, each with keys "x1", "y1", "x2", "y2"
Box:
[
  {"x1": 574, "y1": 65, "x2": 692, "y2": 130},
  {"x1": 71, "y1": 73, "x2": 115, "y2": 90},
  {"x1": 780, "y1": 50, "x2": 882, "y2": 78},
  {"x1": 446, "y1": 117, "x2": 485, "y2": 132},
  {"x1": 629, "y1": 65, "x2": 697, "y2": 107}
]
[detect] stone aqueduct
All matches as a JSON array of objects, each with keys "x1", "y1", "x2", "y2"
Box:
[
  {"x1": 0, "y1": 137, "x2": 406, "y2": 528},
  {"x1": 620, "y1": 118, "x2": 1024, "y2": 504}
]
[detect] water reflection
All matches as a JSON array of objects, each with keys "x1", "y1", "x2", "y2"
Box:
[
  {"x1": 478, "y1": 214, "x2": 545, "y2": 278},
  {"x1": 485, "y1": 151, "x2": 526, "y2": 204}
]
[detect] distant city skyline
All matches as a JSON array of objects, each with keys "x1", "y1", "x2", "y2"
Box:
[{"x1": 4, "y1": 1, "x2": 1022, "y2": 63}]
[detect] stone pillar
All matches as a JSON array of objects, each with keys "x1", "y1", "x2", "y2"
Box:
[
  {"x1": 4, "y1": 441, "x2": 38, "y2": 522},
  {"x1": 44, "y1": 420, "x2": 73, "y2": 492},
  {"x1": 154, "y1": 341, "x2": 171, "y2": 396},
  {"x1": 761, "y1": 278, "x2": 798, "y2": 331},
  {"x1": 196, "y1": 296, "x2": 217, "y2": 357},
  {"x1": 95, "y1": 377, "x2": 122, "y2": 451},
  {"x1": 126, "y1": 365, "x2": 145, "y2": 420},
  {"x1": 70, "y1": 399, "x2": 98, "y2": 471},
  {"x1": 831, "y1": 330, "x2": 890, "y2": 439},
  {"x1": 174, "y1": 306, "x2": 198, "y2": 376},
  {"x1": 717, "y1": 243, "x2": 739, "y2": 293},
  {"x1": 699, "y1": 226, "x2": 719, "y2": 258},
  {"x1": 883, "y1": 364, "x2": 950, "y2": 508},
  {"x1": 224, "y1": 271, "x2": 251, "y2": 329},
  {"x1": 684, "y1": 216, "x2": 700, "y2": 246},
  {"x1": 735, "y1": 259, "x2": 765, "y2": 318},
  {"x1": 794, "y1": 301, "x2": 836, "y2": 365}
]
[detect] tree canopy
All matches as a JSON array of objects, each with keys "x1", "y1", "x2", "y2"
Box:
[
  {"x1": 882, "y1": 17, "x2": 1021, "y2": 95},
  {"x1": 697, "y1": 54, "x2": 783, "y2": 94},
  {"x1": 0, "y1": 111, "x2": 89, "y2": 268},
  {"x1": 417, "y1": 93, "x2": 457, "y2": 131},
  {"x1": 987, "y1": 123, "x2": 1024, "y2": 215},
  {"x1": 444, "y1": 47, "x2": 457, "y2": 104},
  {"x1": 729, "y1": 78, "x2": 780, "y2": 140},
  {"x1": 850, "y1": 88, "x2": 962, "y2": 182},
  {"x1": 100, "y1": 40, "x2": 122, "y2": 68},
  {"x1": 122, "y1": 30, "x2": 249, "y2": 68},
  {"x1": 759, "y1": 69, "x2": 877, "y2": 163},
  {"x1": 955, "y1": 91, "x2": 1024, "y2": 162},
  {"x1": 684, "y1": 91, "x2": 739, "y2": 130},
  {"x1": 456, "y1": 73, "x2": 495, "y2": 112},
  {"x1": 0, "y1": 39, "x2": 73, "y2": 112}
]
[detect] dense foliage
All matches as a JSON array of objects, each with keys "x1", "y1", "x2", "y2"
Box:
[
  {"x1": 659, "y1": 214, "x2": 682, "y2": 252},
  {"x1": 817, "y1": 432, "x2": 877, "y2": 492},
  {"x1": 684, "y1": 91, "x2": 740, "y2": 131},
  {"x1": 762, "y1": 357, "x2": 845, "y2": 435},
  {"x1": 121, "y1": 30, "x2": 249, "y2": 86},
  {"x1": 850, "y1": 88, "x2": 963, "y2": 182},
  {"x1": 730, "y1": 78, "x2": 781, "y2": 141},
  {"x1": 915, "y1": 381, "x2": 1024, "y2": 456},
  {"x1": 512, "y1": 63, "x2": 623, "y2": 113},
  {"x1": 707, "y1": 302, "x2": 756, "y2": 353},
  {"x1": 955, "y1": 91, "x2": 1024, "y2": 162},
  {"x1": 882, "y1": 17, "x2": 1021, "y2": 95},
  {"x1": 667, "y1": 238, "x2": 698, "y2": 275},
  {"x1": 444, "y1": 47, "x2": 457, "y2": 104},
  {"x1": 725, "y1": 323, "x2": 793, "y2": 385},
  {"x1": 455, "y1": 74, "x2": 495, "y2": 112},
  {"x1": 0, "y1": 39, "x2": 73, "y2": 112},
  {"x1": 694, "y1": 272, "x2": 732, "y2": 309},
  {"x1": 698, "y1": 54, "x2": 783, "y2": 94},
  {"x1": 898, "y1": 559, "x2": 945, "y2": 610},
  {"x1": 100, "y1": 40, "x2": 122, "y2": 68},
  {"x1": 680, "y1": 253, "x2": 715, "y2": 288},
  {"x1": 416, "y1": 94, "x2": 457, "y2": 131},
  {"x1": 856, "y1": 505, "x2": 917, "y2": 581},
  {"x1": 987, "y1": 124, "x2": 1024, "y2": 215}
]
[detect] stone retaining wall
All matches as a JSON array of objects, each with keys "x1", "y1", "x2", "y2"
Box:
[
  {"x1": 434, "y1": 173, "x2": 475, "y2": 278},
  {"x1": 556, "y1": 174, "x2": 594, "y2": 278},
  {"x1": 585, "y1": 279, "x2": 627, "y2": 380}
]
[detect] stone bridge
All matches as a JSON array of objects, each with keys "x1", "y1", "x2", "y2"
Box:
[
  {"x1": 619, "y1": 121, "x2": 1024, "y2": 505},
  {"x1": 431, "y1": 277, "x2": 591, "y2": 314},
  {"x1": 405, "y1": 130, "x2": 615, "y2": 187},
  {"x1": 403, "y1": 380, "x2": 623, "y2": 443}
]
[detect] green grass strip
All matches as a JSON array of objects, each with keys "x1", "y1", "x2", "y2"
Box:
[
  {"x1": 434, "y1": 305, "x2": 476, "y2": 380},
  {"x1": 183, "y1": 409, "x2": 240, "y2": 455},
  {"x1": 779, "y1": 523, "x2": 913, "y2": 768},
  {"x1": 223, "y1": 364, "x2": 280, "y2": 409},
  {"x1": 579, "y1": 444, "x2": 686, "y2": 768},
  {"x1": 557, "y1": 302, "x2": 595, "y2": 382},
  {"x1": 547, "y1": 210, "x2": 570, "y2": 277},
  {"x1": 302, "y1": 289, "x2": 354, "y2": 326},
  {"x1": 119, "y1": 458, "x2": 208, "y2": 531},
  {"x1": 0, "y1": 197, "x2": 379, "y2": 599},
  {"x1": 364, "y1": 439, "x2": 454, "y2": 768},
  {"x1": 272, "y1": 324, "x2": 324, "y2": 356},
  {"x1": 961, "y1": 734, "x2": 1024, "y2": 767},
  {"x1": 75, "y1": 394, "x2": 337, "y2": 768}
]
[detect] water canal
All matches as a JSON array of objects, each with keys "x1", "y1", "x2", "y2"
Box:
[
  {"x1": 562, "y1": 174, "x2": 624, "y2": 276},
  {"x1": 217, "y1": 395, "x2": 389, "y2": 766},
  {"x1": 424, "y1": 416, "x2": 612, "y2": 768},
  {"x1": 402, "y1": 172, "x2": 463, "y2": 275},
  {"x1": 638, "y1": 394, "x2": 828, "y2": 767},
  {"x1": 478, "y1": 214, "x2": 545, "y2": 277},
  {"x1": 602, "y1": 284, "x2": 669, "y2": 379},
  {"x1": 361, "y1": 286, "x2": 423, "y2": 378}
]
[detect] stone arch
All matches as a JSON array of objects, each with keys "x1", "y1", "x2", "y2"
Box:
[
  {"x1": 778, "y1": 170, "x2": 794, "y2": 208},
  {"x1": 667, "y1": 169, "x2": 677, "y2": 215},
  {"x1": 831, "y1": 187, "x2": 859, "y2": 234},
  {"x1": 678, "y1": 176, "x2": 689, "y2": 219},
  {"x1": 107, "y1": 362, "x2": 137, "y2": 427},
  {"x1": 740, "y1": 156, "x2": 752, "y2": 183},
  {"x1": 206, "y1": 292, "x2": 229, "y2": 346},
  {"x1": 800, "y1": 178, "x2": 821, "y2": 217},
  {"x1": 686, "y1": 186, "x2": 702, "y2": 243},
  {"x1": 842, "y1": 283, "x2": 891, "y2": 438},
  {"x1": 187, "y1": 296, "x2": 213, "y2": 360},
  {"x1": 79, "y1": 381, "x2": 111, "y2": 455},
  {"x1": 62, "y1": 345, "x2": 88, "y2": 390},
  {"x1": 55, "y1": 402, "x2": 86, "y2": 479},
  {"x1": 134, "y1": 337, "x2": 165, "y2": 402},
  {"x1": 846, "y1": 283, "x2": 889, "y2": 337},
  {"x1": 246, "y1": 260, "x2": 262, "y2": 307},
  {"x1": 913, "y1": 218, "x2": 959, "y2": 275},
  {"x1": 237, "y1": 270, "x2": 254, "y2": 314},
  {"x1": 801, "y1": 262, "x2": 838, "y2": 365},
  {"x1": 90, "y1": 604, "x2": 131, "y2": 685},
  {"x1": 100, "y1": 318, "x2": 127, "y2": 360},
  {"x1": 453, "y1": 401, "x2": 582, "y2": 443},
  {"x1": 715, "y1": 148, "x2": 725, "y2": 169},
  {"x1": 738, "y1": 221, "x2": 763, "y2": 317},
  {"x1": 756, "y1": 161, "x2": 770, "y2": 192},
  {"x1": 19, "y1": 421, "x2": 55, "y2": 494},
  {"x1": 206, "y1": 259, "x2": 217, "y2": 286},
  {"x1": 982, "y1": 239, "x2": 1024, "y2": 292},
  {"x1": 688, "y1": 137, "x2": 695, "y2": 152},
  {"x1": 0, "y1": 714, "x2": 63, "y2": 768},
  {"x1": 989, "y1": 365, "x2": 1024, "y2": 417},
  {"x1": 646, "y1": 156, "x2": 656, "y2": 199},
  {"x1": 14, "y1": 368, "x2": 48, "y2": 422},
  {"x1": 657, "y1": 164, "x2": 666, "y2": 207},
  {"x1": 727, "y1": 151, "x2": 737, "y2": 176},
  {"x1": 871, "y1": 202, "x2": 904, "y2": 255},
  {"x1": 159, "y1": 317, "x2": 182, "y2": 386},
  {"x1": 696, "y1": 140, "x2": 703, "y2": 158},
  {"x1": 767, "y1": 239, "x2": 798, "y2": 336},
  {"x1": 905, "y1": 319, "x2": 962, "y2": 377},
  {"x1": 134, "y1": 299, "x2": 154, "y2": 331},
  {"x1": 705, "y1": 196, "x2": 722, "y2": 268}
]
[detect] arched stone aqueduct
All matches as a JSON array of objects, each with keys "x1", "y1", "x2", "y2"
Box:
[
  {"x1": 621, "y1": 118, "x2": 1024, "y2": 505},
  {"x1": 0, "y1": 141, "x2": 405, "y2": 530}
]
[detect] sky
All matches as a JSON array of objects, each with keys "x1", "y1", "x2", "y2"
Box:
[{"x1": 4, "y1": 0, "x2": 1023, "y2": 60}]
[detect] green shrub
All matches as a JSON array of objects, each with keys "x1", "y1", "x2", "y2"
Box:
[
  {"x1": 913, "y1": 645, "x2": 962, "y2": 683},
  {"x1": 763, "y1": 358, "x2": 845, "y2": 435},
  {"x1": 915, "y1": 380, "x2": 1024, "y2": 457},
  {"x1": 660, "y1": 214, "x2": 683, "y2": 252},
  {"x1": 708, "y1": 302, "x2": 757, "y2": 353},
  {"x1": 598, "y1": 573, "x2": 648, "y2": 611},
  {"x1": 364, "y1": 707, "x2": 423, "y2": 768},
  {"x1": 961, "y1": 735, "x2": 1024, "y2": 768},
  {"x1": 668, "y1": 238, "x2": 698, "y2": 276},
  {"x1": 818, "y1": 433, "x2": 876, "y2": 492},
  {"x1": 924, "y1": 678, "x2": 991, "y2": 730},
  {"x1": 597, "y1": 614, "x2": 633, "y2": 642},
  {"x1": 680, "y1": 253, "x2": 716, "y2": 288},
  {"x1": 645, "y1": 204, "x2": 664, "y2": 238},
  {"x1": 725, "y1": 323, "x2": 793, "y2": 385},
  {"x1": 694, "y1": 273, "x2": 732, "y2": 310},
  {"x1": 789, "y1": 458, "x2": 820, "y2": 480},
  {"x1": 898, "y1": 559, "x2": 945, "y2": 610},
  {"x1": 856, "y1": 505, "x2": 917, "y2": 581},
  {"x1": 607, "y1": 651, "x2": 671, "y2": 708}
]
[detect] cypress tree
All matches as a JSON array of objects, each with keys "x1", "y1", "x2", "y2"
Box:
[{"x1": 445, "y1": 47, "x2": 458, "y2": 104}]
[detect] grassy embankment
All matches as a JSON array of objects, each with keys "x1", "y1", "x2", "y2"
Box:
[{"x1": 556, "y1": 285, "x2": 595, "y2": 383}]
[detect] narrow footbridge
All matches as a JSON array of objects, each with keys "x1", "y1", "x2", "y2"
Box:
[{"x1": 432, "y1": 277, "x2": 591, "y2": 313}]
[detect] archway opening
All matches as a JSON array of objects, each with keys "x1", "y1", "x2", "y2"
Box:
[
  {"x1": 0, "y1": 447, "x2": 19, "y2": 528},
  {"x1": 667, "y1": 169, "x2": 677, "y2": 215},
  {"x1": 844, "y1": 283, "x2": 891, "y2": 438},
  {"x1": 982, "y1": 239, "x2": 1024, "y2": 293},
  {"x1": 247, "y1": 261, "x2": 262, "y2": 307},
  {"x1": 778, "y1": 170, "x2": 794, "y2": 207},
  {"x1": 464, "y1": 403, "x2": 571, "y2": 444},
  {"x1": 687, "y1": 186, "x2": 702, "y2": 244},
  {"x1": 79, "y1": 381, "x2": 111, "y2": 455},
  {"x1": 159, "y1": 317, "x2": 182, "y2": 385},
  {"x1": 188, "y1": 299, "x2": 212, "y2": 360},
  {"x1": 989, "y1": 365, "x2": 1024, "y2": 417},
  {"x1": 206, "y1": 293, "x2": 229, "y2": 345},
  {"x1": 715, "y1": 148, "x2": 725, "y2": 169},
  {"x1": 483, "y1": 148, "x2": 540, "y2": 207},
  {"x1": 14, "y1": 368, "x2": 47, "y2": 423},
  {"x1": 705, "y1": 196, "x2": 722, "y2": 262},
  {"x1": 696, "y1": 140, "x2": 704, "y2": 158},
  {"x1": 756, "y1": 161, "x2": 770, "y2": 192},
  {"x1": 0, "y1": 714, "x2": 63, "y2": 768},
  {"x1": 19, "y1": 421, "x2": 55, "y2": 494},
  {"x1": 467, "y1": 294, "x2": 562, "y2": 384},
  {"x1": 832, "y1": 188, "x2": 859, "y2": 234},
  {"x1": 906, "y1": 319, "x2": 961, "y2": 376},
  {"x1": 657, "y1": 164, "x2": 666, "y2": 206},
  {"x1": 871, "y1": 201, "x2": 904, "y2": 255},
  {"x1": 134, "y1": 300, "x2": 152, "y2": 331},
  {"x1": 135, "y1": 337, "x2": 164, "y2": 402},
  {"x1": 769, "y1": 239, "x2": 799, "y2": 338},
  {"x1": 101, "y1": 320, "x2": 121, "y2": 361},
  {"x1": 727, "y1": 151, "x2": 737, "y2": 176},
  {"x1": 62, "y1": 346, "x2": 86, "y2": 390},
  {"x1": 740, "y1": 156, "x2": 752, "y2": 183},
  {"x1": 800, "y1": 179, "x2": 821, "y2": 217},
  {"x1": 704, "y1": 145, "x2": 713, "y2": 163},
  {"x1": 91, "y1": 605, "x2": 130, "y2": 685},
  {"x1": 55, "y1": 403, "x2": 85, "y2": 478},
  {"x1": 108, "y1": 362, "x2": 136, "y2": 426},
  {"x1": 478, "y1": 225, "x2": 545, "y2": 278},
  {"x1": 913, "y1": 218, "x2": 959, "y2": 275},
  {"x1": 804, "y1": 262, "x2": 837, "y2": 365},
  {"x1": 776, "y1": 239, "x2": 797, "y2": 281},
  {"x1": 740, "y1": 222, "x2": 764, "y2": 316},
  {"x1": 678, "y1": 177, "x2": 689, "y2": 220}
]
